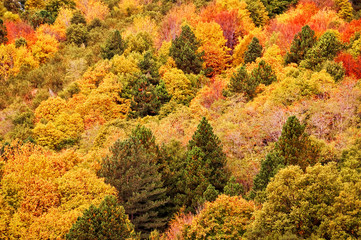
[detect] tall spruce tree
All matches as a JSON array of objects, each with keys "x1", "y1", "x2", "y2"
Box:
[
  {"x1": 244, "y1": 37, "x2": 263, "y2": 64},
  {"x1": 250, "y1": 60, "x2": 277, "y2": 86},
  {"x1": 182, "y1": 117, "x2": 229, "y2": 211},
  {"x1": 260, "y1": 0, "x2": 298, "y2": 18},
  {"x1": 170, "y1": 25, "x2": 204, "y2": 74},
  {"x1": 101, "y1": 30, "x2": 126, "y2": 60},
  {"x1": 98, "y1": 126, "x2": 168, "y2": 238},
  {"x1": 228, "y1": 65, "x2": 260, "y2": 100},
  {"x1": 66, "y1": 196, "x2": 137, "y2": 240},
  {"x1": 0, "y1": 19, "x2": 8, "y2": 44},
  {"x1": 285, "y1": 25, "x2": 317, "y2": 65}
]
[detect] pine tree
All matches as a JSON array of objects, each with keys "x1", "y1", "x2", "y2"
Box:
[
  {"x1": 138, "y1": 51, "x2": 160, "y2": 85},
  {"x1": 66, "y1": 196, "x2": 137, "y2": 240},
  {"x1": 98, "y1": 126, "x2": 168, "y2": 238},
  {"x1": 170, "y1": 25, "x2": 204, "y2": 74},
  {"x1": 101, "y1": 30, "x2": 126, "y2": 60},
  {"x1": 0, "y1": 19, "x2": 8, "y2": 45},
  {"x1": 245, "y1": 0, "x2": 269, "y2": 27},
  {"x1": 250, "y1": 60, "x2": 277, "y2": 86},
  {"x1": 285, "y1": 25, "x2": 317, "y2": 65},
  {"x1": 70, "y1": 10, "x2": 86, "y2": 25},
  {"x1": 66, "y1": 24, "x2": 89, "y2": 46},
  {"x1": 244, "y1": 37, "x2": 263, "y2": 64},
  {"x1": 223, "y1": 176, "x2": 244, "y2": 197},
  {"x1": 260, "y1": 0, "x2": 298, "y2": 18},
  {"x1": 181, "y1": 117, "x2": 229, "y2": 211},
  {"x1": 228, "y1": 65, "x2": 260, "y2": 100}
]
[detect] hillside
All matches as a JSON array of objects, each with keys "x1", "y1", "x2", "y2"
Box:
[{"x1": 1, "y1": 0, "x2": 361, "y2": 239}]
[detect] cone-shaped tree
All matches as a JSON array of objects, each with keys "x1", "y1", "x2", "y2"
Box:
[
  {"x1": 0, "y1": 19, "x2": 8, "y2": 44},
  {"x1": 245, "y1": 0, "x2": 269, "y2": 27},
  {"x1": 244, "y1": 37, "x2": 263, "y2": 64},
  {"x1": 70, "y1": 10, "x2": 86, "y2": 25},
  {"x1": 250, "y1": 60, "x2": 277, "y2": 86},
  {"x1": 101, "y1": 30, "x2": 126, "y2": 60},
  {"x1": 66, "y1": 196, "x2": 137, "y2": 240},
  {"x1": 170, "y1": 25, "x2": 204, "y2": 74},
  {"x1": 98, "y1": 126, "x2": 168, "y2": 238},
  {"x1": 260, "y1": 0, "x2": 298, "y2": 18},
  {"x1": 285, "y1": 25, "x2": 317, "y2": 65},
  {"x1": 138, "y1": 51, "x2": 160, "y2": 85},
  {"x1": 228, "y1": 65, "x2": 260, "y2": 100},
  {"x1": 181, "y1": 117, "x2": 229, "y2": 211}
]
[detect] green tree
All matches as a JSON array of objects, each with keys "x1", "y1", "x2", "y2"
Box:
[
  {"x1": 66, "y1": 24, "x2": 89, "y2": 46},
  {"x1": 101, "y1": 30, "x2": 126, "y2": 60},
  {"x1": 181, "y1": 117, "x2": 229, "y2": 211},
  {"x1": 66, "y1": 195, "x2": 137, "y2": 240},
  {"x1": 0, "y1": 19, "x2": 8, "y2": 44},
  {"x1": 244, "y1": 37, "x2": 263, "y2": 64},
  {"x1": 98, "y1": 126, "x2": 168, "y2": 238},
  {"x1": 70, "y1": 10, "x2": 86, "y2": 25},
  {"x1": 170, "y1": 25, "x2": 204, "y2": 74},
  {"x1": 227, "y1": 65, "x2": 260, "y2": 100},
  {"x1": 301, "y1": 31, "x2": 342, "y2": 70},
  {"x1": 245, "y1": 0, "x2": 269, "y2": 27},
  {"x1": 45, "y1": 0, "x2": 75, "y2": 18},
  {"x1": 260, "y1": 0, "x2": 298, "y2": 18},
  {"x1": 285, "y1": 25, "x2": 317, "y2": 65},
  {"x1": 223, "y1": 176, "x2": 244, "y2": 197},
  {"x1": 138, "y1": 51, "x2": 160, "y2": 85},
  {"x1": 250, "y1": 60, "x2": 277, "y2": 86}
]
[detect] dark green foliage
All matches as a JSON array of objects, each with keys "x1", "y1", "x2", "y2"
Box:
[
  {"x1": 323, "y1": 61, "x2": 345, "y2": 82},
  {"x1": 301, "y1": 31, "x2": 342, "y2": 70},
  {"x1": 9, "y1": 106, "x2": 35, "y2": 141},
  {"x1": 98, "y1": 126, "x2": 168, "y2": 238},
  {"x1": 123, "y1": 75, "x2": 171, "y2": 118},
  {"x1": 202, "y1": 184, "x2": 219, "y2": 202},
  {"x1": 15, "y1": 37, "x2": 27, "y2": 48},
  {"x1": 87, "y1": 18, "x2": 102, "y2": 31},
  {"x1": 260, "y1": 0, "x2": 299, "y2": 18},
  {"x1": 70, "y1": 10, "x2": 86, "y2": 25},
  {"x1": 170, "y1": 25, "x2": 204, "y2": 74},
  {"x1": 45, "y1": 0, "x2": 75, "y2": 18},
  {"x1": 138, "y1": 51, "x2": 160, "y2": 85},
  {"x1": 223, "y1": 176, "x2": 244, "y2": 197},
  {"x1": 101, "y1": 30, "x2": 125, "y2": 60},
  {"x1": 181, "y1": 117, "x2": 229, "y2": 211},
  {"x1": 249, "y1": 152, "x2": 285, "y2": 201},
  {"x1": 29, "y1": 10, "x2": 55, "y2": 28},
  {"x1": 244, "y1": 37, "x2": 263, "y2": 64},
  {"x1": 245, "y1": 0, "x2": 268, "y2": 27},
  {"x1": 285, "y1": 25, "x2": 317, "y2": 65},
  {"x1": 66, "y1": 195, "x2": 137, "y2": 240},
  {"x1": 250, "y1": 60, "x2": 277, "y2": 86},
  {"x1": 66, "y1": 24, "x2": 89, "y2": 46},
  {"x1": 0, "y1": 19, "x2": 8, "y2": 44},
  {"x1": 228, "y1": 65, "x2": 260, "y2": 100}
]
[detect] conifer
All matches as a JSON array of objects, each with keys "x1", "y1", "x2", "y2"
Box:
[
  {"x1": 0, "y1": 19, "x2": 8, "y2": 45},
  {"x1": 170, "y1": 25, "x2": 204, "y2": 74},
  {"x1": 244, "y1": 37, "x2": 263, "y2": 64},
  {"x1": 101, "y1": 30, "x2": 126, "y2": 60},
  {"x1": 228, "y1": 65, "x2": 260, "y2": 100},
  {"x1": 285, "y1": 25, "x2": 317, "y2": 65},
  {"x1": 70, "y1": 10, "x2": 86, "y2": 25},
  {"x1": 98, "y1": 126, "x2": 168, "y2": 238},
  {"x1": 250, "y1": 60, "x2": 277, "y2": 86}
]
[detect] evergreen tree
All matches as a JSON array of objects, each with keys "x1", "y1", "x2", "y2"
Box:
[
  {"x1": 285, "y1": 25, "x2": 317, "y2": 65},
  {"x1": 228, "y1": 65, "x2": 260, "y2": 100},
  {"x1": 70, "y1": 10, "x2": 86, "y2": 25},
  {"x1": 101, "y1": 30, "x2": 126, "y2": 60},
  {"x1": 260, "y1": 0, "x2": 298, "y2": 18},
  {"x1": 245, "y1": 0, "x2": 269, "y2": 27},
  {"x1": 66, "y1": 24, "x2": 89, "y2": 46},
  {"x1": 181, "y1": 117, "x2": 229, "y2": 211},
  {"x1": 0, "y1": 19, "x2": 8, "y2": 44},
  {"x1": 301, "y1": 31, "x2": 342, "y2": 70},
  {"x1": 66, "y1": 196, "x2": 137, "y2": 240},
  {"x1": 170, "y1": 25, "x2": 204, "y2": 74},
  {"x1": 45, "y1": 0, "x2": 75, "y2": 18},
  {"x1": 138, "y1": 51, "x2": 160, "y2": 85},
  {"x1": 98, "y1": 126, "x2": 168, "y2": 238},
  {"x1": 250, "y1": 60, "x2": 277, "y2": 86},
  {"x1": 223, "y1": 176, "x2": 244, "y2": 197},
  {"x1": 202, "y1": 184, "x2": 220, "y2": 202},
  {"x1": 244, "y1": 37, "x2": 263, "y2": 64}
]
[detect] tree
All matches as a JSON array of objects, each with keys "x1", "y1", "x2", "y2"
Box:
[
  {"x1": 70, "y1": 10, "x2": 86, "y2": 25},
  {"x1": 285, "y1": 25, "x2": 317, "y2": 65},
  {"x1": 181, "y1": 117, "x2": 229, "y2": 211},
  {"x1": 0, "y1": 19, "x2": 8, "y2": 44},
  {"x1": 244, "y1": 37, "x2": 263, "y2": 64},
  {"x1": 335, "y1": 0, "x2": 353, "y2": 21},
  {"x1": 260, "y1": 0, "x2": 298, "y2": 18},
  {"x1": 66, "y1": 196, "x2": 137, "y2": 240},
  {"x1": 250, "y1": 60, "x2": 277, "y2": 86},
  {"x1": 101, "y1": 30, "x2": 125, "y2": 60},
  {"x1": 227, "y1": 65, "x2": 260, "y2": 100},
  {"x1": 245, "y1": 0, "x2": 269, "y2": 27},
  {"x1": 98, "y1": 126, "x2": 168, "y2": 238},
  {"x1": 169, "y1": 25, "x2": 203, "y2": 74},
  {"x1": 183, "y1": 195, "x2": 255, "y2": 239}
]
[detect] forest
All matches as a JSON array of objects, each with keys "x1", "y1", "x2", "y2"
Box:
[{"x1": 1, "y1": 0, "x2": 361, "y2": 239}]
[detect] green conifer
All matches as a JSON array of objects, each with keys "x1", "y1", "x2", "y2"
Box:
[
  {"x1": 70, "y1": 10, "x2": 86, "y2": 25},
  {"x1": 98, "y1": 126, "x2": 168, "y2": 238},
  {"x1": 228, "y1": 65, "x2": 260, "y2": 100},
  {"x1": 101, "y1": 30, "x2": 126, "y2": 60},
  {"x1": 170, "y1": 25, "x2": 204, "y2": 74},
  {"x1": 250, "y1": 60, "x2": 277, "y2": 86},
  {"x1": 244, "y1": 37, "x2": 263, "y2": 64},
  {"x1": 285, "y1": 25, "x2": 317, "y2": 65},
  {"x1": 66, "y1": 196, "x2": 137, "y2": 240},
  {"x1": 0, "y1": 19, "x2": 8, "y2": 44}
]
